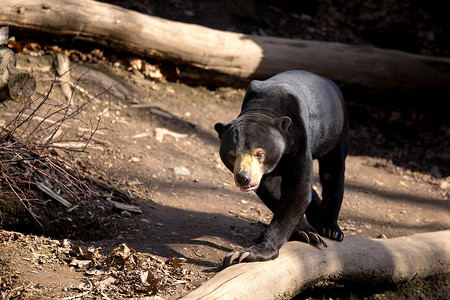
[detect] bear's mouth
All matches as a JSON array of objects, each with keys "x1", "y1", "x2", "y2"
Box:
[{"x1": 239, "y1": 185, "x2": 257, "y2": 192}]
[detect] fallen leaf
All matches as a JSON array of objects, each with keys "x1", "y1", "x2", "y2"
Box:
[{"x1": 166, "y1": 257, "x2": 187, "y2": 268}]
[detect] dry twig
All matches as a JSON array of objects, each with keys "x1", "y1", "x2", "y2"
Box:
[{"x1": 0, "y1": 69, "x2": 116, "y2": 230}]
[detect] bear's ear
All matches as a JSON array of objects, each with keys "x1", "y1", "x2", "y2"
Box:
[
  {"x1": 214, "y1": 123, "x2": 225, "y2": 139},
  {"x1": 276, "y1": 116, "x2": 291, "y2": 133}
]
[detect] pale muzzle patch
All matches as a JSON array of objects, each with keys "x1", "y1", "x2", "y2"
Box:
[{"x1": 232, "y1": 149, "x2": 264, "y2": 192}]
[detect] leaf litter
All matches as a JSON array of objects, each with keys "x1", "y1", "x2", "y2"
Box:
[{"x1": 1, "y1": 230, "x2": 198, "y2": 299}]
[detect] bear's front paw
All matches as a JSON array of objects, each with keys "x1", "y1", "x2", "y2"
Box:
[
  {"x1": 222, "y1": 244, "x2": 279, "y2": 267},
  {"x1": 317, "y1": 222, "x2": 344, "y2": 242}
]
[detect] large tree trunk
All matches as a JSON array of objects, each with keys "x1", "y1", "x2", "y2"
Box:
[
  {"x1": 182, "y1": 230, "x2": 450, "y2": 300},
  {"x1": 1, "y1": 0, "x2": 450, "y2": 91}
]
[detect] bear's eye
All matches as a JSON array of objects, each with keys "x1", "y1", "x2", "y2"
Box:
[
  {"x1": 228, "y1": 152, "x2": 237, "y2": 162},
  {"x1": 254, "y1": 151, "x2": 264, "y2": 160}
]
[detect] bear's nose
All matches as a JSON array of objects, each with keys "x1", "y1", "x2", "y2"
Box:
[{"x1": 236, "y1": 171, "x2": 251, "y2": 186}]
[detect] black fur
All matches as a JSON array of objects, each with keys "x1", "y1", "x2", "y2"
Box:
[{"x1": 215, "y1": 70, "x2": 349, "y2": 265}]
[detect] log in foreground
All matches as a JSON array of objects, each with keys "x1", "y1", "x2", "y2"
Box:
[
  {"x1": 1, "y1": 0, "x2": 450, "y2": 91},
  {"x1": 182, "y1": 230, "x2": 450, "y2": 300}
]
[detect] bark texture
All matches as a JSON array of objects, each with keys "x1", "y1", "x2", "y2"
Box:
[
  {"x1": 1, "y1": 0, "x2": 450, "y2": 91},
  {"x1": 182, "y1": 230, "x2": 450, "y2": 300}
]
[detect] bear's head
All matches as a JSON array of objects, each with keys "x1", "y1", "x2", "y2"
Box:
[{"x1": 215, "y1": 114, "x2": 291, "y2": 192}]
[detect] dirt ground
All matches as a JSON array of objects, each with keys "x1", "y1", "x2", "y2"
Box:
[{"x1": 1, "y1": 0, "x2": 449, "y2": 299}]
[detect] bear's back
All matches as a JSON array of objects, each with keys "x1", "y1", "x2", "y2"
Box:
[{"x1": 243, "y1": 70, "x2": 346, "y2": 157}]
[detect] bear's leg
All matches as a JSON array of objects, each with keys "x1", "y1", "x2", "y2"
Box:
[
  {"x1": 223, "y1": 159, "x2": 314, "y2": 266},
  {"x1": 305, "y1": 188, "x2": 321, "y2": 219},
  {"x1": 287, "y1": 189, "x2": 326, "y2": 247},
  {"x1": 305, "y1": 187, "x2": 322, "y2": 228},
  {"x1": 256, "y1": 176, "x2": 326, "y2": 247},
  {"x1": 315, "y1": 132, "x2": 348, "y2": 241}
]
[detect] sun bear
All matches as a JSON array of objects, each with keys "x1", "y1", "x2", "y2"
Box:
[{"x1": 215, "y1": 70, "x2": 349, "y2": 266}]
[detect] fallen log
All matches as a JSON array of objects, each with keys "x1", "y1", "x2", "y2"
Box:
[
  {"x1": 1, "y1": 0, "x2": 450, "y2": 92},
  {"x1": 182, "y1": 230, "x2": 450, "y2": 300}
]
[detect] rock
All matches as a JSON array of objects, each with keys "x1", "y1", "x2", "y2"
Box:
[{"x1": 174, "y1": 167, "x2": 190, "y2": 176}]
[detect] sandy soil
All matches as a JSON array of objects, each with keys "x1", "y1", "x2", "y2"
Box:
[
  {"x1": 0, "y1": 52, "x2": 448, "y2": 299},
  {"x1": 1, "y1": 0, "x2": 449, "y2": 298}
]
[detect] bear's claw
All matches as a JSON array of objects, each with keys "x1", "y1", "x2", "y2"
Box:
[
  {"x1": 297, "y1": 230, "x2": 328, "y2": 248},
  {"x1": 319, "y1": 227, "x2": 344, "y2": 242},
  {"x1": 223, "y1": 250, "x2": 250, "y2": 267}
]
